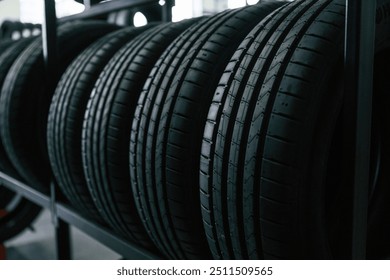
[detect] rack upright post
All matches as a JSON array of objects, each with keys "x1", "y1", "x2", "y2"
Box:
[{"x1": 344, "y1": 0, "x2": 376, "y2": 259}]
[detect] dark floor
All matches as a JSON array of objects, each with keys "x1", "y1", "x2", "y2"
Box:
[{"x1": 4, "y1": 210, "x2": 121, "y2": 260}]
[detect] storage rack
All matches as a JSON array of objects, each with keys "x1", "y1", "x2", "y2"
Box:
[{"x1": 0, "y1": 0, "x2": 377, "y2": 260}]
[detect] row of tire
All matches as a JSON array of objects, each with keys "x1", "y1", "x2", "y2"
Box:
[
  {"x1": 0, "y1": 20, "x2": 41, "y2": 41},
  {"x1": 0, "y1": 0, "x2": 390, "y2": 259}
]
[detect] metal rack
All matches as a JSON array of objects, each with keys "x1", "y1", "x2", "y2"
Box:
[
  {"x1": 0, "y1": 171, "x2": 161, "y2": 259},
  {"x1": 344, "y1": 0, "x2": 376, "y2": 260},
  {"x1": 0, "y1": 0, "x2": 378, "y2": 259}
]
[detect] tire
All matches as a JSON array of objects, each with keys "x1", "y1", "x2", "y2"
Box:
[
  {"x1": 130, "y1": 1, "x2": 286, "y2": 260},
  {"x1": 366, "y1": 47, "x2": 390, "y2": 259},
  {"x1": 200, "y1": 0, "x2": 299, "y2": 260},
  {"x1": 81, "y1": 19, "x2": 199, "y2": 250},
  {"x1": 0, "y1": 39, "x2": 14, "y2": 55},
  {"x1": 0, "y1": 21, "x2": 119, "y2": 192},
  {"x1": 0, "y1": 21, "x2": 16, "y2": 40},
  {"x1": 0, "y1": 186, "x2": 14, "y2": 207},
  {"x1": 0, "y1": 190, "x2": 41, "y2": 242},
  {"x1": 202, "y1": 0, "x2": 390, "y2": 259},
  {"x1": 47, "y1": 24, "x2": 156, "y2": 221},
  {"x1": 0, "y1": 38, "x2": 41, "y2": 243},
  {"x1": 0, "y1": 21, "x2": 32, "y2": 40},
  {"x1": 0, "y1": 38, "x2": 36, "y2": 179}
]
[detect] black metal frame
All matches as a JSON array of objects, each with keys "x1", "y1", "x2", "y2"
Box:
[
  {"x1": 344, "y1": 0, "x2": 376, "y2": 260},
  {"x1": 0, "y1": 0, "x2": 377, "y2": 260},
  {"x1": 0, "y1": 172, "x2": 161, "y2": 259}
]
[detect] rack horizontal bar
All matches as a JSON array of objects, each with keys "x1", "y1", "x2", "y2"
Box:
[
  {"x1": 0, "y1": 172, "x2": 161, "y2": 260},
  {"x1": 57, "y1": 202, "x2": 162, "y2": 260},
  {"x1": 0, "y1": 172, "x2": 51, "y2": 209}
]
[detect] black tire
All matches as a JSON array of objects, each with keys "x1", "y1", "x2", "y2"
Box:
[
  {"x1": 0, "y1": 21, "x2": 16, "y2": 40},
  {"x1": 130, "y1": 2, "x2": 286, "y2": 260},
  {"x1": 47, "y1": 24, "x2": 156, "y2": 221},
  {"x1": 81, "y1": 19, "x2": 199, "y2": 250},
  {"x1": 0, "y1": 176, "x2": 41, "y2": 243},
  {"x1": 200, "y1": 0, "x2": 299, "y2": 260},
  {"x1": 366, "y1": 47, "x2": 390, "y2": 259},
  {"x1": 0, "y1": 21, "x2": 30, "y2": 40},
  {"x1": 202, "y1": 0, "x2": 390, "y2": 259},
  {"x1": 0, "y1": 38, "x2": 36, "y2": 179},
  {"x1": 0, "y1": 21, "x2": 119, "y2": 192},
  {"x1": 0, "y1": 189, "x2": 41, "y2": 242},
  {"x1": 0, "y1": 38, "x2": 41, "y2": 243},
  {"x1": 0, "y1": 39, "x2": 14, "y2": 55},
  {"x1": 0, "y1": 186, "x2": 14, "y2": 207}
]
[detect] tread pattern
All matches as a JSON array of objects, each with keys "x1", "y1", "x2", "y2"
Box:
[
  {"x1": 201, "y1": 0, "x2": 358, "y2": 259},
  {"x1": 47, "y1": 24, "x2": 155, "y2": 221},
  {"x1": 0, "y1": 38, "x2": 42, "y2": 243},
  {"x1": 0, "y1": 21, "x2": 118, "y2": 192},
  {"x1": 81, "y1": 19, "x2": 198, "y2": 249},
  {"x1": 200, "y1": 0, "x2": 305, "y2": 260},
  {"x1": 252, "y1": 0, "x2": 344, "y2": 259},
  {"x1": 0, "y1": 38, "x2": 35, "y2": 179},
  {"x1": 130, "y1": 1, "x2": 286, "y2": 260}
]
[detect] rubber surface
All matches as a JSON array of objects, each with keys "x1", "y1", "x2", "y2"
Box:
[
  {"x1": 0, "y1": 39, "x2": 13, "y2": 55},
  {"x1": 0, "y1": 21, "x2": 118, "y2": 192},
  {"x1": 82, "y1": 19, "x2": 198, "y2": 250},
  {"x1": 47, "y1": 24, "x2": 155, "y2": 221},
  {"x1": 0, "y1": 192, "x2": 41, "y2": 242},
  {"x1": 202, "y1": 0, "x2": 390, "y2": 259},
  {"x1": 0, "y1": 38, "x2": 35, "y2": 179},
  {"x1": 0, "y1": 38, "x2": 41, "y2": 242},
  {"x1": 366, "y1": 48, "x2": 390, "y2": 259},
  {"x1": 130, "y1": 1, "x2": 286, "y2": 259},
  {"x1": 200, "y1": 0, "x2": 301, "y2": 260}
]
